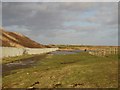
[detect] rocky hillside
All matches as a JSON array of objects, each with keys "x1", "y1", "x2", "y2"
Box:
[{"x1": 0, "y1": 28, "x2": 46, "y2": 48}]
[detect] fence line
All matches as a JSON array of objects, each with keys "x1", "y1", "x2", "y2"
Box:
[{"x1": 88, "y1": 47, "x2": 118, "y2": 56}]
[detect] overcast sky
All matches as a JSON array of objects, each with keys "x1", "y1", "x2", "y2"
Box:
[{"x1": 2, "y1": 2, "x2": 118, "y2": 46}]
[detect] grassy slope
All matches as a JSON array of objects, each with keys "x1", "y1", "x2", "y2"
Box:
[
  {"x1": 1, "y1": 28, "x2": 45, "y2": 48},
  {"x1": 2, "y1": 52, "x2": 118, "y2": 88}
]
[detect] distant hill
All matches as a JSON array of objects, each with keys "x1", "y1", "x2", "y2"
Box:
[{"x1": 0, "y1": 27, "x2": 46, "y2": 48}]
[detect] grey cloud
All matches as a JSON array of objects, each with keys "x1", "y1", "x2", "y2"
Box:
[
  {"x1": 2, "y1": 2, "x2": 118, "y2": 45},
  {"x1": 86, "y1": 3, "x2": 118, "y2": 26}
]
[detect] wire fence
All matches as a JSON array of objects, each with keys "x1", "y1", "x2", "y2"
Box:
[{"x1": 88, "y1": 47, "x2": 118, "y2": 57}]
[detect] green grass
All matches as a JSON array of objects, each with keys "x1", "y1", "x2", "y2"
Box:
[
  {"x1": 2, "y1": 54, "x2": 39, "y2": 64},
  {"x1": 2, "y1": 52, "x2": 118, "y2": 88}
]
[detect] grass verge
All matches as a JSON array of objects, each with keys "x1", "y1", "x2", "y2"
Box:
[{"x1": 2, "y1": 54, "x2": 39, "y2": 64}]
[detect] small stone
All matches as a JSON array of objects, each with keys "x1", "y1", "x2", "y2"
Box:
[
  {"x1": 68, "y1": 84, "x2": 74, "y2": 87},
  {"x1": 28, "y1": 86, "x2": 33, "y2": 89},
  {"x1": 54, "y1": 82, "x2": 62, "y2": 87},
  {"x1": 27, "y1": 73, "x2": 29, "y2": 75},
  {"x1": 57, "y1": 82, "x2": 61, "y2": 84},
  {"x1": 30, "y1": 81, "x2": 40, "y2": 87},
  {"x1": 72, "y1": 83, "x2": 84, "y2": 87},
  {"x1": 52, "y1": 76, "x2": 55, "y2": 78},
  {"x1": 34, "y1": 72, "x2": 38, "y2": 74},
  {"x1": 20, "y1": 83, "x2": 24, "y2": 85}
]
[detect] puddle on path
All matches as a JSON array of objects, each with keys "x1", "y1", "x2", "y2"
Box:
[{"x1": 2, "y1": 55, "x2": 46, "y2": 76}]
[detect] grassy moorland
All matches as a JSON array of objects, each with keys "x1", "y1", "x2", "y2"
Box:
[
  {"x1": 52, "y1": 45, "x2": 118, "y2": 50},
  {"x1": 2, "y1": 52, "x2": 118, "y2": 88}
]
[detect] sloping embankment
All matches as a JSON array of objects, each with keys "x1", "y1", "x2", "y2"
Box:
[{"x1": 1, "y1": 47, "x2": 59, "y2": 58}]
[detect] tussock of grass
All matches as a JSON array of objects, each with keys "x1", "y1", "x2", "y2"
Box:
[{"x1": 3, "y1": 52, "x2": 118, "y2": 88}]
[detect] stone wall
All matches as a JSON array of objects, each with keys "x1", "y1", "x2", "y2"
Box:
[{"x1": 1, "y1": 47, "x2": 59, "y2": 58}]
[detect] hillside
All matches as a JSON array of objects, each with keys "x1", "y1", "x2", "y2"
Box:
[{"x1": 0, "y1": 28, "x2": 46, "y2": 48}]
